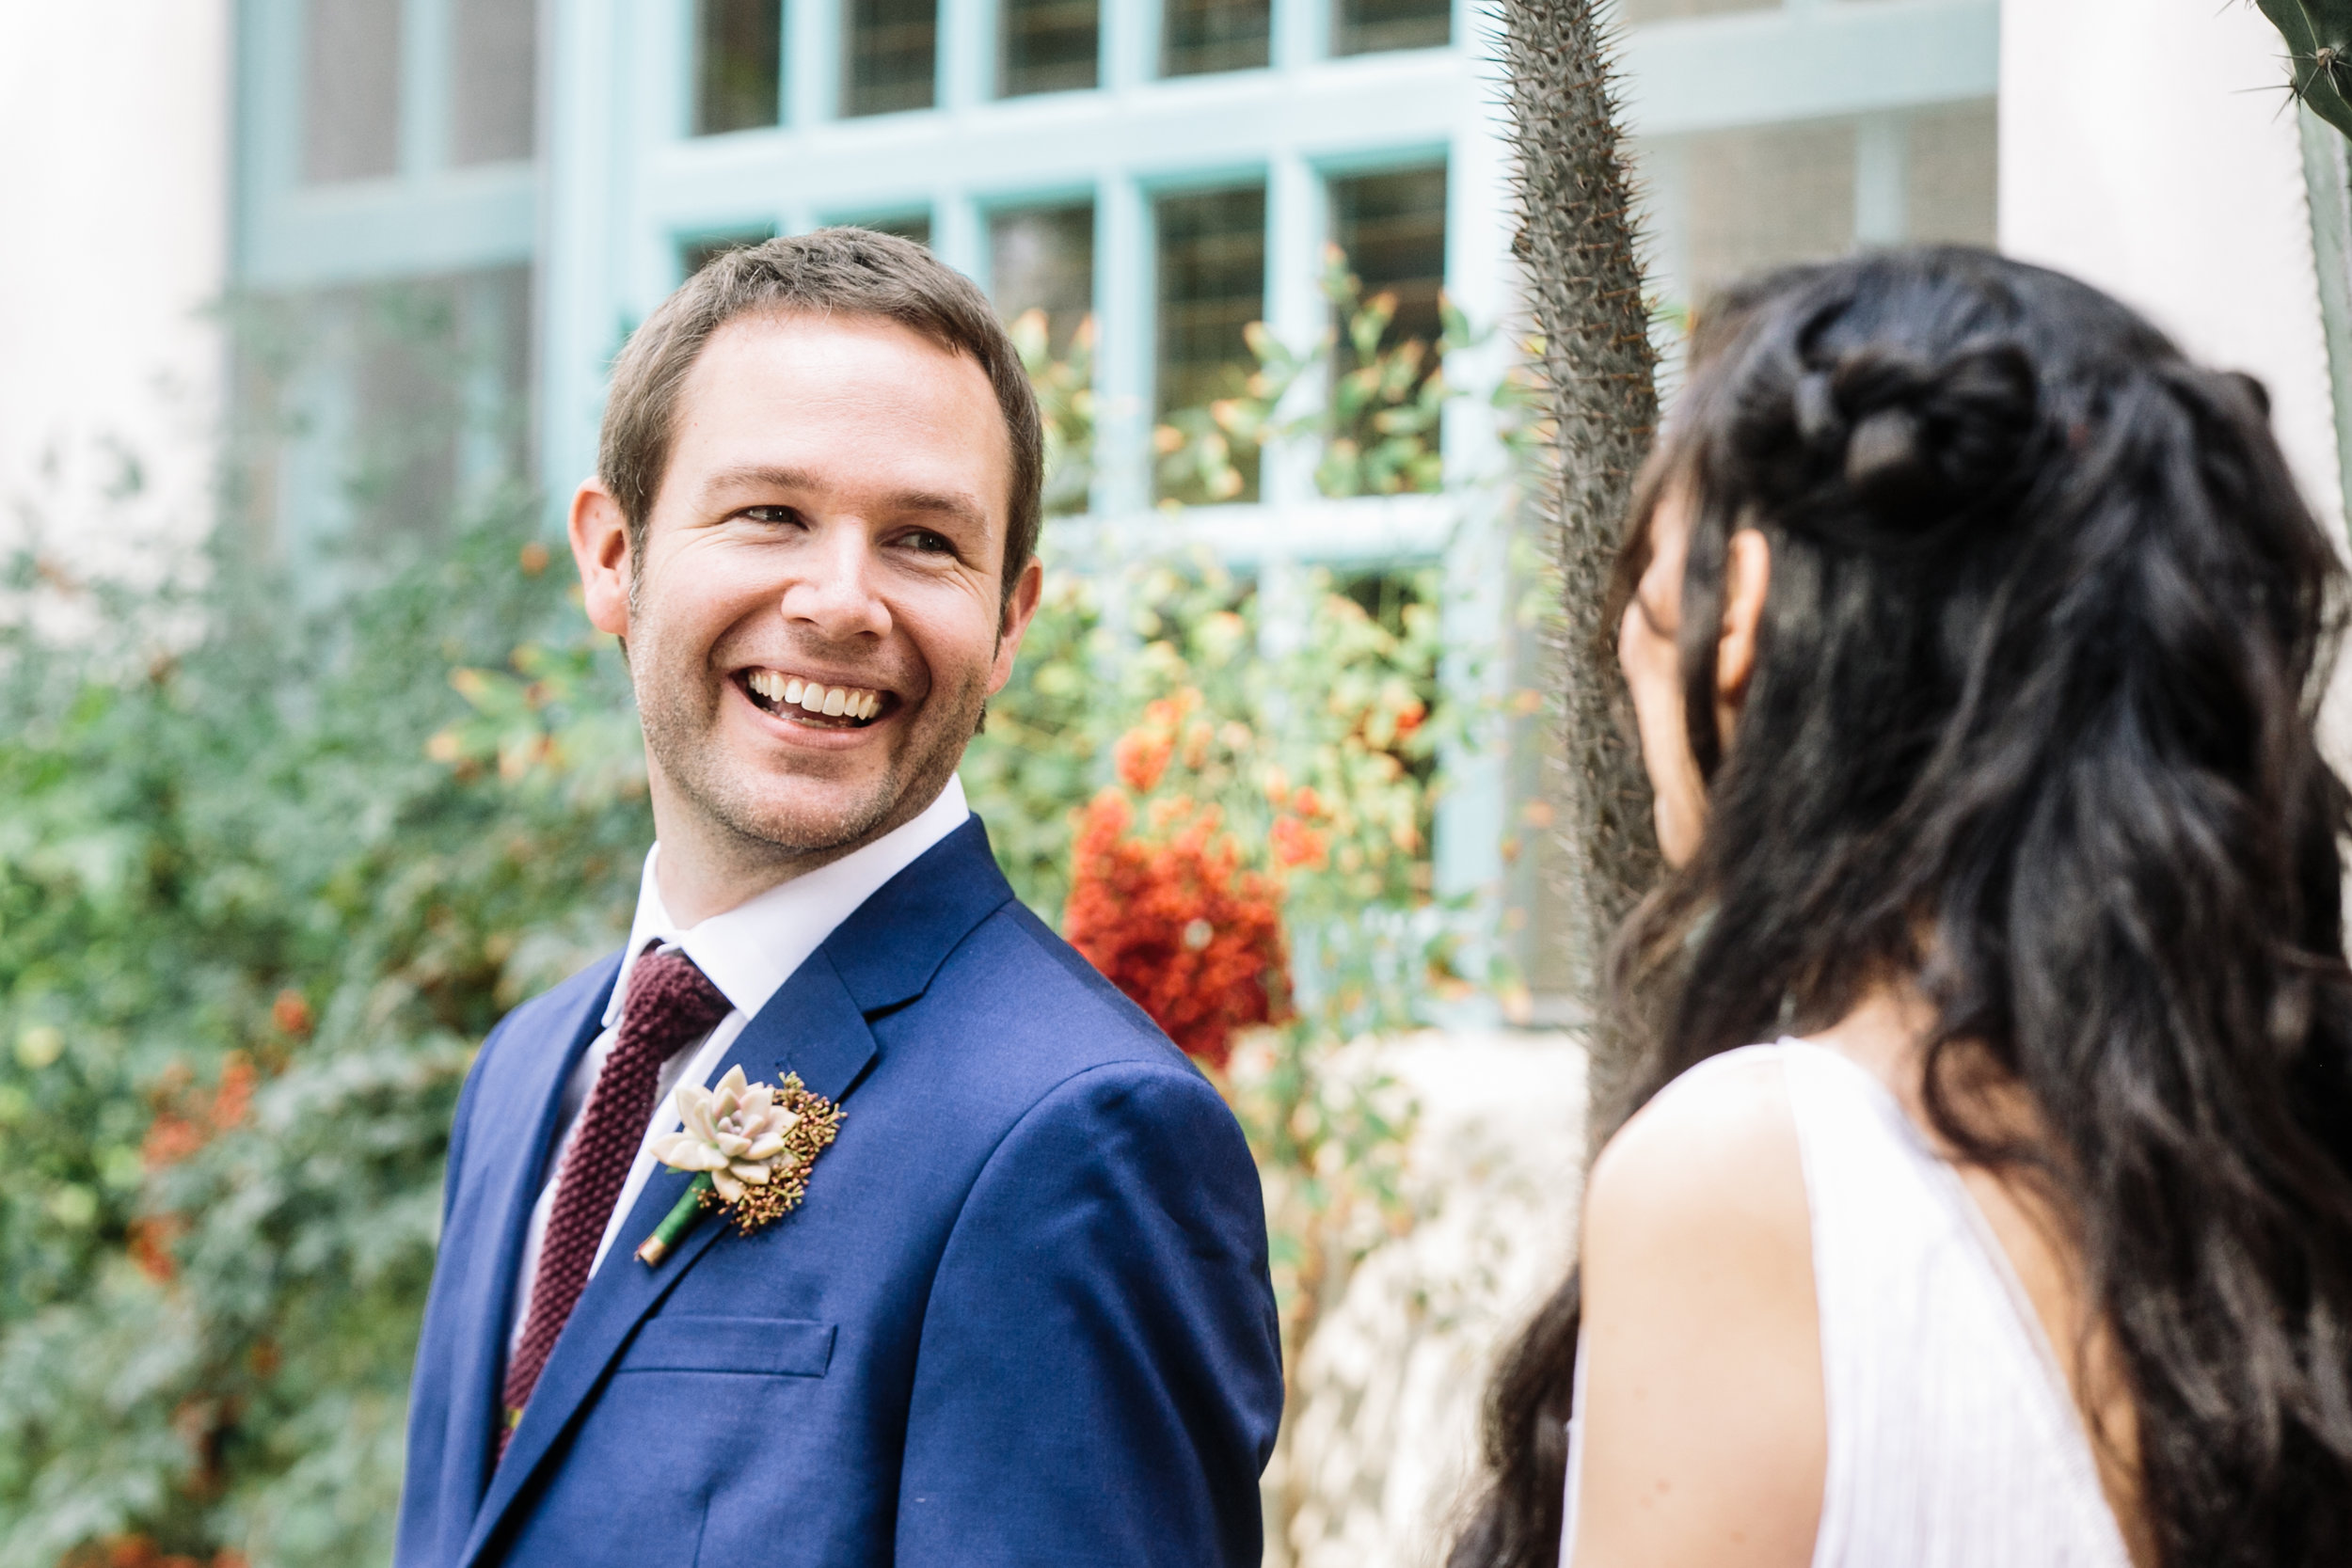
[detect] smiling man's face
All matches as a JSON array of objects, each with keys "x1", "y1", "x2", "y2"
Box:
[{"x1": 570, "y1": 310, "x2": 1041, "y2": 916}]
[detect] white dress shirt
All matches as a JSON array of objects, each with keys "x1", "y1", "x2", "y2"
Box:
[{"x1": 503, "y1": 776, "x2": 970, "y2": 1353}]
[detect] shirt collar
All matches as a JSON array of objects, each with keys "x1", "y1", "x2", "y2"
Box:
[{"x1": 604, "y1": 774, "x2": 971, "y2": 1028}]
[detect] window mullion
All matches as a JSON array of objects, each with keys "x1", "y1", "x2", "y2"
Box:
[
  {"x1": 1263, "y1": 153, "x2": 1327, "y2": 509},
  {"x1": 787, "y1": 0, "x2": 840, "y2": 123},
  {"x1": 404, "y1": 0, "x2": 452, "y2": 177},
  {"x1": 1092, "y1": 177, "x2": 1153, "y2": 516}
]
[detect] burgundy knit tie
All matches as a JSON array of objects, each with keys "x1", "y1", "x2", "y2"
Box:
[{"x1": 500, "y1": 947, "x2": 731, "y2": 1452}]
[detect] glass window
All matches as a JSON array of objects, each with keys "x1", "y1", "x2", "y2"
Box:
[
  {"x1": 695, "y1": 0, "x2": 784, "y2": 135},
  {"x1": 1680, "y1": 119, "x2": 1854, "y2": 305},
  {"x1": 303, "y1": 0, "x2": 404, "y2": 183},
  {"x1": 679, "y1": 228, "x2": 778, "y2": 279},
  {"x1": 344, "y1": 269, "x2": 532, "y2": 542},
  {"x1": 1332, "y1": 0, "x2": 1449, "y2": 56},
  {"x1": 991, "y1": 202, "x2": 1095, "y2": 353},
  {"x1": 1329, "y1": 164, "x2": 1448, "y2": 364},
  {"x1": 1155, "y1": 183, "x2": 1266, "y2": 501},
  {"x1": 449, "y1": 0, "x2": 536, "y2": 165},
  {"x1": 1163, "y1": 0, "x2": 1269, "y2": 77},
  {"x1": 845, "y1": 0, "x2": 937, "y2": 117},
  {"x1": 1000, "y1": 0, "x2": 1099, "y2": 96},
  {"x1": 1621, "y1": 0, "x2": 1776, "y2": 22},
  {"x1": 1905, "y1": 100, "x2": 1998, "y2": 248}
]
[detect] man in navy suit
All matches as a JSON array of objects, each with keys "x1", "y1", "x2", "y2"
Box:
[{"x1": 394, "y1": 229, "x2": 1283, "y2": 1568}]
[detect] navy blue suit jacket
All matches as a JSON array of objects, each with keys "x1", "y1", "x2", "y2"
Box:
[{"x1": 394, "y1": 817, "x2": 1284, "y2": 1567}]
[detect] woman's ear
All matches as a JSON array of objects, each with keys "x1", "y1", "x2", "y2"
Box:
[{"x1": 1715, "y1": 528, "x2": 1772, "y2": 718}]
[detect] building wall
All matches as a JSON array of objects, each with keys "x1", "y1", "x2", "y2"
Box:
[
  {"x1": 1998, "y1": 0, "x2": 2347, "y2": 531},
  {"x1": 0, "y1": 0, "x2": 231, "y2": 577}
]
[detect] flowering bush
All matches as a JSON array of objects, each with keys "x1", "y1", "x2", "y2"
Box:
[
  {"x1": 1061, "y1": 793, "x2": 1287, "y2": 1069},
  {"x1": 0, "y1": 511, "x2": 648, "y2": 1568}
]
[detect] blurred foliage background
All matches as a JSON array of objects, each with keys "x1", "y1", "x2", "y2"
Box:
[{"x1": 0, "y1": 261, "x2": 1538, "y2": 1566}]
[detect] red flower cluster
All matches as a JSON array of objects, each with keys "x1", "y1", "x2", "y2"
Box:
[
  {"x1": 1063, "y1": 792, "x2": 1286, "y2": 1070},
  {"x1": 134, "y1": 1052, "x2": 261, "y2": 1283}
]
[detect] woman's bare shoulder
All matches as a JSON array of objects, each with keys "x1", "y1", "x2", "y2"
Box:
[
  {"x1": 1572, "y1": 1048, "x2": 1824, "y2": 1568},
  {"x1": 1585, "y1": 1048, "x2": 1809, "y2": 1248}
]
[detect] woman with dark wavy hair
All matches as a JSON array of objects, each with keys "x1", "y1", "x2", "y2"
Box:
[{"x1": 1451, "y1": 247, "x2": 2352, "y2": 1568}]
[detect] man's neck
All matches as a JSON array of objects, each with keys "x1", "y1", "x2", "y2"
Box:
[{"x1": 646, "y1": 785, "x2": 948, "y2": 928}]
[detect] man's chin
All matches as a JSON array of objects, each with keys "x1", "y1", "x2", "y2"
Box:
[{"x1": 716, "y1": 789, "x2": 908, "y2": 861}]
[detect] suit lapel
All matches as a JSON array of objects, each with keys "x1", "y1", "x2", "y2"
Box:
[
  {"x1": 456, "y1": 955, "x2": 877, "y2": 1568},
  {"x1": 447, "y1": 954, "x2": 617, "y2": 1512},
  {"x1": 455, "y1": 817, "x2": 1014, "y2": 1568}
]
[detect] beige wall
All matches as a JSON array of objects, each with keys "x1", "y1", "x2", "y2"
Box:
[
  {"x1": 0, "y1": 0, "x2": 230, "y2": 578},
  {"x1": 1998, "y1": 0, "x2": 2345, "y2": 531}
]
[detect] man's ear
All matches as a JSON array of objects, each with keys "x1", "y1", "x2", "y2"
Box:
[
  {"x1": 987, "y1": 556, "x2": 1047, "y2": 695},
  {"x1": 570, "y1": 480, "x2": 633, "y2": 638},
  {"x1": 1715, "y1": 527, "x2": 1772, "y2": 711}
]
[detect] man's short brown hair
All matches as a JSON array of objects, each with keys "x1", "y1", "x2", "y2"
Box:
[{"x1": 597, "y1": 228, "x2": 1045, "y2": 611}]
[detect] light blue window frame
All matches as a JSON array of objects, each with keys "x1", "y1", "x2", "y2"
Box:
[{"x1": 233, "y1": 0, "x2": 540, "y2": 290}]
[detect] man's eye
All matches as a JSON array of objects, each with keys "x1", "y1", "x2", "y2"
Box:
[
  {"x1": 902, "y1": 531, "x2": 953, "y2": 554},
  {"x1": 743, "y1": 506, "x2": 802, "y2": 526}
]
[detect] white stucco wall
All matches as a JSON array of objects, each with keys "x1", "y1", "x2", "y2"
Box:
[
  {"x1": 0, "y1": 0, "x2": 230, "y2": 577},
  {"x1": 1999, "y1": 0, "x2": 2344, "y2": 528}
]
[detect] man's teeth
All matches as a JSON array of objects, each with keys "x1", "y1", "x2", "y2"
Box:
[{"x1": 745, "y1": 670, "x2": 882, "y2": 721}]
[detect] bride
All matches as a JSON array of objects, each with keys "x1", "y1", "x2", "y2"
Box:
[{"x1": 1453, "y1": 247, "x2": 2352, "y2": 1568}]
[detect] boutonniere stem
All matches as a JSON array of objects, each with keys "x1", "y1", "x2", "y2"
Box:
[{"x1": 634, "y1": 1066, "x2": 844, "y2": 1266}]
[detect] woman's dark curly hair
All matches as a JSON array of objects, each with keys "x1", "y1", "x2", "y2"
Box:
[{"x1": 1451, "y1": 246, "x2": 2352, "y2": 1568}]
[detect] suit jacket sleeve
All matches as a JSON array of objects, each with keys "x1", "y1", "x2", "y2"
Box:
[{"x1": 894, "y1": 1059, "x2": 1284, "y2": 1567}]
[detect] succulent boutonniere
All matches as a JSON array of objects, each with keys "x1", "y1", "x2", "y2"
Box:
[{"x1": 633, "y1": 1065, "x2": 844, "y2": 1266}]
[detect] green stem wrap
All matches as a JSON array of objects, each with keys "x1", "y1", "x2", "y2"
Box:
[{"x1": 633, "y1": 1172, "x2": 713, "y2": 1266}]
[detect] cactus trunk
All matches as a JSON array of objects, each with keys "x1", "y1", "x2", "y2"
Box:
[{"x1": 1496, "y1": 0, "x2": 1663, "y2": 1145}]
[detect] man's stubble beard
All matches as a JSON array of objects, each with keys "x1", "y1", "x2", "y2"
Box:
[{"x1": 630, "y1": 628, "x2": 989, "y2": 879}]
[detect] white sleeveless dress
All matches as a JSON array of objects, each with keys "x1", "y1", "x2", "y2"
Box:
[{"x1": 1560, "y1": 1040, "x2": 2135, "y2": 1567}]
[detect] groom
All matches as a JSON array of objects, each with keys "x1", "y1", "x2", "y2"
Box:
[{"x1": 394, "y1": 230, "x2": 1283, "y2": 1567}]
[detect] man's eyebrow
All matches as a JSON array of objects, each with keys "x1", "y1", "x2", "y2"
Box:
[
  {"x1": 699, "y1": 467, "x2": 990, "y2": 530},
  {"x1": 700, "y1": 464, "x2": 824, "y2": 498}
]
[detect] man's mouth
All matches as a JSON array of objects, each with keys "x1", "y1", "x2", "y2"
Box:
[{"x1": 740, "y1": 669, "x2": 894, "y2": 729}]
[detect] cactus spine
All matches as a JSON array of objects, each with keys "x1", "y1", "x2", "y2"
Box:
[{"x1": 2261, "y1": 0, "x2": 2352, "y2": 140}]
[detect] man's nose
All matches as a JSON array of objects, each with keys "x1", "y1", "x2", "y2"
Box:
[{"x1": 779, "y1": 523, "x2": 892, "y2": 641}]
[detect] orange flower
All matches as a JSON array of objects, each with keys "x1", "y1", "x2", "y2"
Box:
[
  {"x1": 271, "y1": 988, "x2": 313, "y2": 1038},
  {"x1": 128, "y1": 1216, "x2": 183, "y2": 1283},
  {"x1": 1063, "y1": 792, "x2": 1287, "y2": 1069},
  {"x1": 1114, "y1": 729, "x2": 1173, "y2": 793},
  {"x1": 1269, "y1": 815, "x2": 1328, "y2": 870},
  {"x1": 210, "y1": 1053, "x2": 256, "y2": 1131},
  {"x1": 141, "y1": 1114, "x2": 206, "y2": 1171}
]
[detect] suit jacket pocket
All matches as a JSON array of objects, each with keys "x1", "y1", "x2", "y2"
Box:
[{"x1": 619, "y1": 1315, "x2": 836, "y2": 1378}]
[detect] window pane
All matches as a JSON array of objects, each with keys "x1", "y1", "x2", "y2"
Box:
[
  {"x1": 1905, "y1": 100, "x2": 1998, "y2": 248},
  {"x1": 303, "y1": 0, "x2": 403, "y2": 183},
  {"x1": 1332, "y1": 0, "x2": 1448, "y2": 56},
  {"x1": 1681, "y1": 119, "x2": 1854, "y2": 304},
  {"x1": 845, "y1": 0, "x2": 937, "y2": 116},
  {"x1": 696, "y1": 0, "x2": 783, "y2": 135},
  {"x1": 991, "y1": 202, "x2": 1095, "y2": 353},
  {"x1": 1156, "y1": 184, "x2": 1266, "y2": 502},
  {"x1": 1001, "y1": 0, "x2": 1098, "y2": 96},
  {"x1": 1330, "y1": 164, "x2": 1448, "y2": 362},
  {"x1": 450, "y1": 0, "x2": 535, "y2": 164},
  {"x1": 343, "y1": 269, "x2": 532, "y2": 541},
  {"x1": 1621, "y1": 0, "x2": 1775, "y2": 22},
  {"x1": 1163, "y1": 0, "x2": 1269, "y2": 76},
  {"x1": 679, "y1": 228, "x2": 778, "y2": 279}
]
